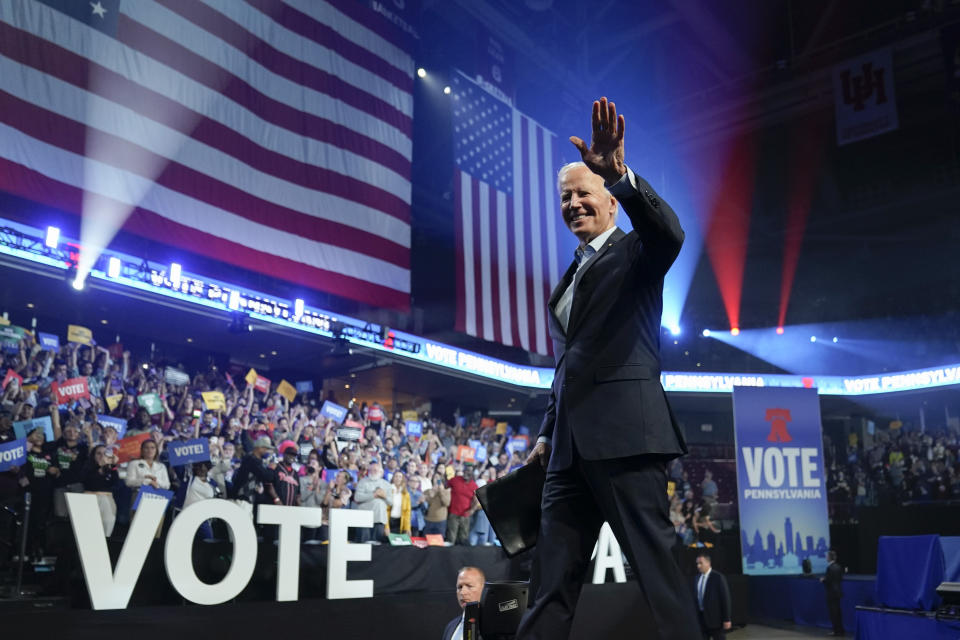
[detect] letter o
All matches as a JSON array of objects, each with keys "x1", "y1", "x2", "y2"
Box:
[
  {"x1": 764, "y1": 448, "x2": 785, "y2": 488},
  {"x1": 164, "y1": 500, "x2": 257, "y2": 605}
]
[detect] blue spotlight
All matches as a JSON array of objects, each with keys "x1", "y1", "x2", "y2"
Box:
[
  {"x1": 832, "y1": 337, "x2": 839, "y2": 343},
  {"x1": 71, "y1": 277, "x2": 85, "y2": 291},
  {"x1": 702, "y1": 329, "x2": 712, "y2": 338},
  {"x1": 810, "y1": 336, "x2": 817, "y2": 343},
  {"x1": 669, "y1": 325, "x2": 681, "y2": 337},
  {"x1": 45, "y1": 226, "x2": 60, "y2": 248}
]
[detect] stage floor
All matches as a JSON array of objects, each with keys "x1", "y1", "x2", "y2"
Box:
[{"x1": 741, "y1": 622, "x2": 833, "y2": 638}]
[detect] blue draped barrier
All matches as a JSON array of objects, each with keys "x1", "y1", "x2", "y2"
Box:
[
  {"x1": 875, "y1": 535, "x2": 945, "y2": 611},
  {"x1": 749, "y1": 575, "x2": 876, "y2": 633},
  {"x1": 941, "y1": 536, "x2": 960, "y2": 583},
  {"x1": 855, "y1": 608, "x2": 960, "y2": 640}
]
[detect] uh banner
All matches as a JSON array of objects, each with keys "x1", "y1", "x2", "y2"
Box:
[{"x1": 732, "y1": 387, "x2": 830, "y2": 575}]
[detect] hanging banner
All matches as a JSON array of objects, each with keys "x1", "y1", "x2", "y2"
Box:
[
  {"x1": 733, "y1": 386, "x2": 830, "y2": 575},
  {"x1": 834, "y1": 47, "x2": 898, "y2": 145}
]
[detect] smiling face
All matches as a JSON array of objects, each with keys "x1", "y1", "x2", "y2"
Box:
[{"x1": 559, "y1": 165, "x2": 617, "y2": 244}]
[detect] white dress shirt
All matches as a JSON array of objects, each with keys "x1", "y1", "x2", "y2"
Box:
[{"x1": 697, "y1": 569, "x2": 711, "y2": 610}]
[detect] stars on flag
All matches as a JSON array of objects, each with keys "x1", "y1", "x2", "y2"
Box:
[{"x1": 90, "y1": 1, "x2": 107, "y2": 19}]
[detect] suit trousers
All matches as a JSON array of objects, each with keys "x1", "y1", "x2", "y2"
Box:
[
  {"x1": 698, "y1": 611, "x2": 726, "y2": 640},
  {"x1": 516, "y1": 449, "x2": 700, "y2": 640},
  {"x1": 827, "y1": 595, "x2": 844, "y2": 634}
]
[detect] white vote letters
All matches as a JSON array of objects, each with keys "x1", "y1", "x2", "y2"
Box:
[{"x1": 66, "y1": 494, "x2": 373, "y2": 609}]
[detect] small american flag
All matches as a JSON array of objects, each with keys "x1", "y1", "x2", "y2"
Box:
[
  {"x1": 0, "y1": 0, "x2": 414, "y2": 309},
  {"x1": 452, "y1": 71, "x2": 566, "y2": 356}
]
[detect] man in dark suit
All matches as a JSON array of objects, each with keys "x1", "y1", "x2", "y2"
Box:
[
  {"x1": 518, "y1": 98, "x2": 699, "y2": 640},
  {"x1": 442, "y1": 566, "x2": 485, "y2": 640},
  {"x1": 694, "y1": 552, "x2": 732, "y2": 639},
  {"x1": 821, "y1": 550, "x2": 845, "y2": 636}
]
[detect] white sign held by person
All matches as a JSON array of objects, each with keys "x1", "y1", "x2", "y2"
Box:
[
  {"x1": 834, "y1": 47, "x2": 898, "y2": 145},
  {"x1": 65, "y1": 495, "x2": 376, "y2": 609}
]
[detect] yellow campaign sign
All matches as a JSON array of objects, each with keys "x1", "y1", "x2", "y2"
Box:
[
  {"x1": 201, "y1": 391, "x2": 226, "y2": 411},
  {"x1": 68, "y1": 324, "x2": 93, "y2": 345},
  {"x1": 106, "y1": 394, "x2": 123, "y2": 411},
  {"x1": 276, "y1": 380, "x2": 297, "y2": 403},
  {"x1": 401, "y1": 410, "x2": 418, "y2": 421},
  {"x1": 495, "y1": 422, "x2": 508, "y2": 435},
  {"x1": 245, "y1": 368, "x2": 258, "y2": 386}
]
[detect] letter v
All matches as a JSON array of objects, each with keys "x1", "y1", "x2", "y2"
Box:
[{"x1": 66, "y1": 493, "x2": 167, "y2": 609}]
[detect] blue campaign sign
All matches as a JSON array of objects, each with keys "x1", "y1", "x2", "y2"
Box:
[
  {"x1": 404, "y1": 420, "x2": 422, "y2": 437},
  {"x1": 295, "y1": 380, "x2": 314, "y2": 393},
  {"x1": 132, "y1": 485, "x2": 175, "y2": 510},
  {"x1": 506, "y1": 436, "x2": 529, "y2": 456},
  {"x1": 320, "y1": 400, "x2": 348, "y2": 424},
  {"x1": 167, "y1": 438, "x2": 210, "y2": 466},
  {"x1": 732, "y1": 386, "x2": 830, "y2": 576},
  {"x1": 97, "y1": 415, "x2": 128, "y2": 439},
  {"x1": 13, "y1": 416, "x2": 54, "y2": 441},
  {"x1": 0, "y1": 438, "x2": 27, "y2": 471},
  {"x1": 38, "y1": 332, "x2": 60, "y2": 352},
  {"x1": 469, "y1": 439, "x2": 487, "y2": 462}
]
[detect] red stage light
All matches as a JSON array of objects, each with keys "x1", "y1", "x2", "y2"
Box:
[
  {"x1": 776, "y1": 326, "x2": 784, "y2": 335},
  {"x1": 704, "y1": 136, "x2": 756, "y2": 336},
  {"x1": 777, "y1": 124, "x2": 825, "y2": 329},
  {"x1": 731, "y1": 327, "x2": 740, "y2": 336}
]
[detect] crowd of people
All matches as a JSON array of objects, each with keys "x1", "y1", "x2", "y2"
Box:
[
  {"x1": 3, "y1": 321, "x2": 955, "y2": 564},
  {"x1": 666, "y1": 459, "x2": 727, "y2": 547},
  {"x1": 823, "y1": 425, "x2": 960, "y2": 513},
  {"x1": 0, "y1": 327, "x2": 531, "y2": 562}
]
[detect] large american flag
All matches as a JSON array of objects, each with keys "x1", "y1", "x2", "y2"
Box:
[
  {"x1": 0, "y1": 0, "x2": 413, "y2": 309},
  {"x1": 452, "y1": 72, "x2": 566, "y2": 357}
]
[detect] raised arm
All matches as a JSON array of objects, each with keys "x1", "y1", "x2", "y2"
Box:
[{"x1": 570, "y1": 97, "x2": 683, "y2": 270}]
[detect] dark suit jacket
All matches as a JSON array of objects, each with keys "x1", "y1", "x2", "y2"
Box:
[
  {"x1": 441, "y1": 616, "x2": 459, "y2": 640},
  {"x1": 694, "y1": 570, "x2": 732, "y2": 629},
  {"x1": 539, "y1": 170, "x2": 687, "y2": 471},
  {"x1": 824, "y1": 561, "x2": 844, "y2": 599}
]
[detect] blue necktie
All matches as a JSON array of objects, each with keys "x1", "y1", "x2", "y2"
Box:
[
  {"x1": 698, "y1": 574, "x2": 705, "y2": 610},
  {"x1": 575, "y1": 244, "x2": 596, "y2": 267}
]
